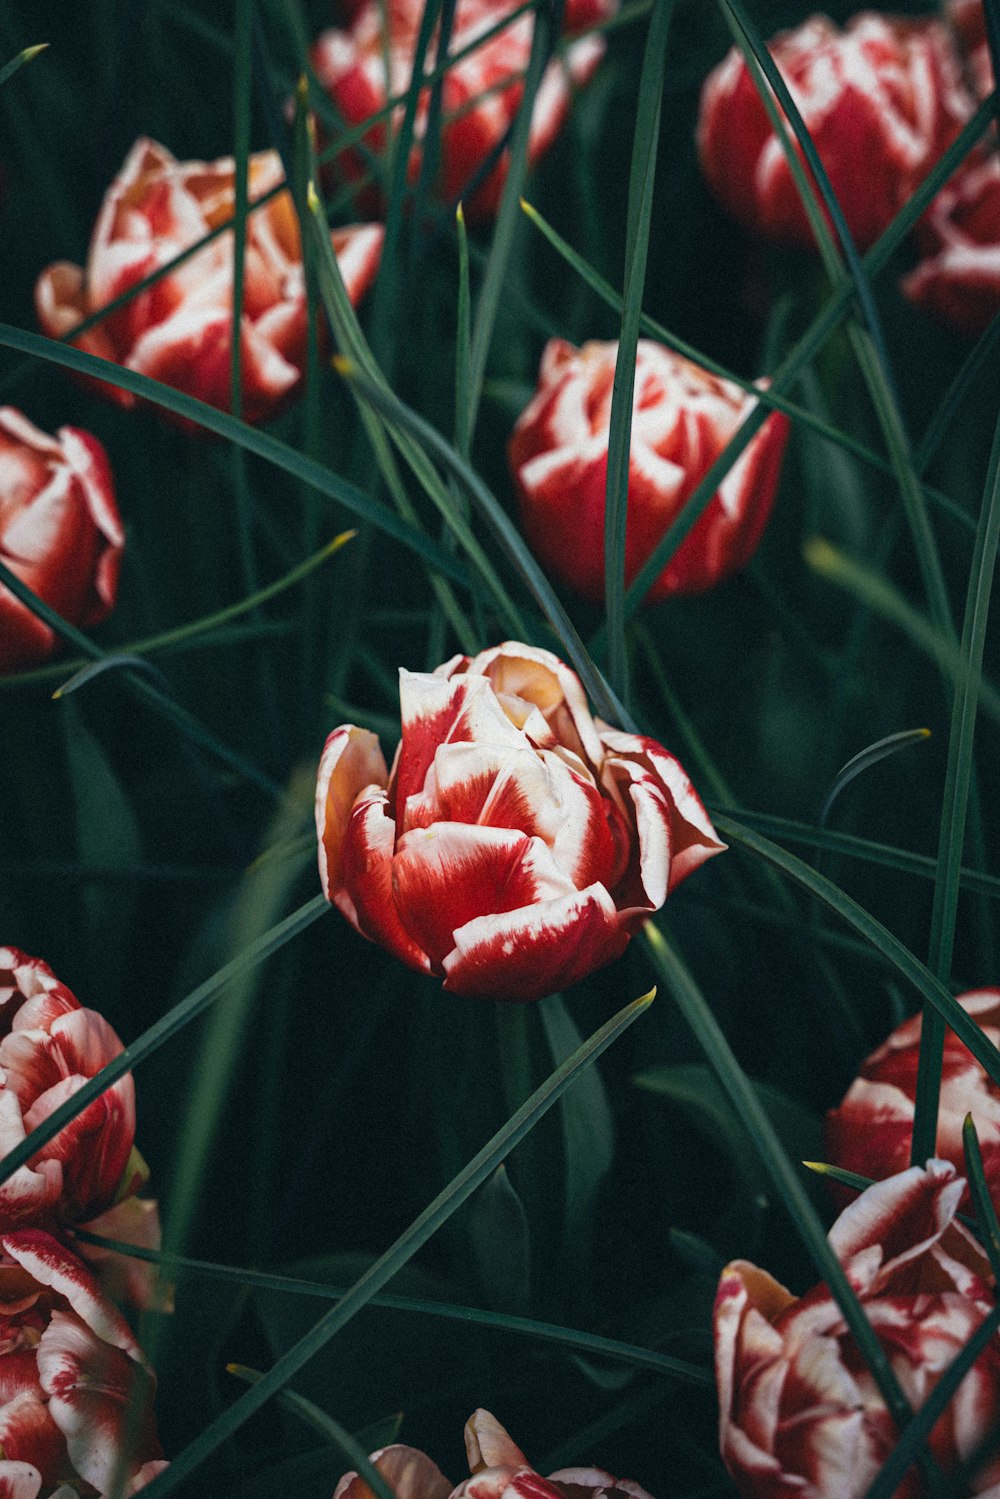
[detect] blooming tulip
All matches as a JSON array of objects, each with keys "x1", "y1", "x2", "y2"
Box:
[
  {"x1": 315, "y1": 642, "x2": 723, "y2": 1000},
  {"x1": 0, "y1": 409, "x2": 123, "y2": 675},
  {"x1": 0, "y1": 950, "x2": 167, "y2": 1311},
  {"x1": 35, "y1": 137, "x2": 384, "y2": 427},
  {"x1": 0, "y1": 1230, "x2": 164, "y2": 1496},
  {"x1": 334, "y1": 1407, "x2": 654, "y2": 1499},
  {"x1": 310, "y1": 0, "x2": 613, "y2": 223},
  {"x1": 508, "y1": 339, "x2": 789, "y2": 603},
  {"x1": 901, "y1": 151, "x2": 1000, "y2": 336},
  {"x1": 696, "y1": 13, "x2": 972, "y2": 251},
  {"x1": 715, "y1": 1161, "x2": 1000, "y2": 1499},
  {"x1": 825, "y1": 988, "x2": 1000, "y2": 1208}
]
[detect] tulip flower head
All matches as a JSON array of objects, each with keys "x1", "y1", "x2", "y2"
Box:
[
  {"x1": 697, "y1": 12, "x2": 972, "y2": 251},
  {"x1": 825, "y1": 988, "x2": 1000, "y2": 1208},
  {"x1": 315, "y1": 643, "x2": 724, "y2": 1000},
  {"x1": 0, "y1": 1231, "x2": 165, "y2": 1497},
  {"x1": 508, "y1": 339, "x2": 789, "y2": 603},
  {"x1": 310, "y1": 0, "x2": 614, "y2": 222},
  {"x1": 0, "y1": 408, "x2": 123, "y2": 675},
  {"x1": 35, "y1": 138, "x2": 384, "y2": 428},
  {"x1": 334, "y1": 1408, "x2": 654, "y2": 1499},
  {"x1": 902, "y1": 151, "x2": 1000, "y2": 337},
  {"x1": 715, "y1": 1161, "x2": 1000, "y2": 1499},
  {"x1": 0, "y1": 950, "x2": 167, "y2": 1313}
]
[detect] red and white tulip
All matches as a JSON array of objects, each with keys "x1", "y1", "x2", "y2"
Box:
[
  {"x1": 825, "y1": 988, "x2": 1000, "y2": 1208},
  {"x1": 715, "y1": 1161, "x2": 1000, "y2": 1498},
  {"x1": 697, "y1": 13, "x2": 972, "y2": 251},
  {"x1": 310, "y1": 0, "x2": 614, "y2": 223},
  {"x1": 508, "y1": 339, "x2": 789, "y2": 603},
  {"x1": 0, "y1": 1231, "x2": 164, "y2": 1496},
  {"x1": 334, "y1": 1408, "x2": 654, "y2": 1499},
  {"x1": 315, "y1": 642, "x2": 723, "y2": 1000},
  {"x1": 902, "y1": 150, "x2": 1000, "y2": 337},
  {"x1": 35, "y1": 137, "x2": 383, "y2": 428},
  {"x1": 0, "y1": 409, "x2": 123, "y2": 675},
  {"x1": 0, "y1": 951, "x2": 166, "y2": 1311}
]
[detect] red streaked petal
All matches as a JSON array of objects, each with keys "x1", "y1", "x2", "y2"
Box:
[
  {"x1": 393, "y1": 824, "x2": 576, "y2": 968},
  {"x1": 340, "y1": 790, "x2": 432, "y2": 975},
  {"x1": 468, "y1": 644, "x2": 605, "y2": 773},
  {"x1": 36, "y1": 1310, "x2": 160, "y2": 1494},
  {"x1": 0, "y1": 1462, "x2": 43, "y2": 1499},
  {"x1": 393, "y1": 671, "x2": 524, "y2": 819},
  {"x1": 442, "y1": 882, "x2": 627, "y2": 1001},
  {"x1": 1, "y1": 1233, "x2": 141, "y2": 1362},
  {"x1": 77, "y1": 1198, "x2": 173, "y2": 1313},
  {"x1": 0, "y1": 1393, "x2": 66, "y2": 1489},
  {"x1": 315, "y1": 724, "x2": 390, "y2": 900},
  {"x1": 421, "y1": 742, "x2": 616, "y2": 891},
  {"x1": 331, "y1": 223, "x2": 385, "y2": 305}
]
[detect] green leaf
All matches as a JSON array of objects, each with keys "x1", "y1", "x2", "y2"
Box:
[
  {"x1": 818, "y1": 729, "x2": 931, "y2": 828},
  {"x1": 540, "y1": 992, "x2": 615, "y2": 1253},
  {"x1": 0, "y1": 41, "x2": 47, "y2": 89},
  {"x1": 467, "y1": 1164, "x2": 531, "y2": 1315},
  {"x1": 603, "y1": 0, "x2": 674, "y2": 698},
  {"x1": 138, "y1": 988, "x2": 656, "y2": 1496}
]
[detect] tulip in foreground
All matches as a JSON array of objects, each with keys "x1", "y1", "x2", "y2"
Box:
[
  {"x1": 35, "y1": 137, "x2": 384, "y2": 428},
  {"x1": 715, "y1": 1161, "x2": 1000, "y2": 1498},
  {"x1": 315, "y1": 643, "x2": 723, "y2": 1000},
  {"x1": 0, "y1": 950, "x2": 168, "y2": 1312},
  {"x1": 0, "y1": 1231, "x2": 165, "y2": 1496},
  {"x1": 697, "y1": 13, "x2": 971, "y2": 251},
  {"x1": 334, "y1": 1407, "x2": 654, "y2": 1499},
  {"x1": 826, "y1": 988, "x2": 1000, "y2": 1207},
  {"x1": 508, "y1": 339, "x2": 789, "y2": 603},
  {"x1": 310, "y1": 0, "x2": 614, "y2": 222},
  {"x1": 0, "y1": 408, "x2": 123, "y2": 675}
]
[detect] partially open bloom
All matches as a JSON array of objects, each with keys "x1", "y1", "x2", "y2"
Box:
[
  {"x1": 315, "y1": 642, "x2": 723, "y2": 1000},
  {"x1": 825, "y1": 989, "x2": 1000, "y2": 1208},
  {"x1": 715, "y1": 1161, "x2": 1000, "y2": 1498},
  {"x1": 0, "y1": 409, "x2": 123, "y2": 675},
  {"x1": 697, "y1": 13, "x2": 972, "y2": 250},
  {"x1": 334, "y1": 1407, "x2": 654, "y2": 1499},
  {"x1": 0, "y1": 950, "x2": 166, "y2": 1311},
  {"x1": 902, "y1": 151, "x2": 1000, "y2": 336},
  {"x1": 0, "y1": 1230, "x2": 164, "y2": 1496},
  {"x1": 35, "y1": 138, "x2": 384, "y2": 428},
  {"x1": 310, "y1": 0, "x2": 613, "y2": 223},
  {"x1": 508, "y1": 340, "x2": 789, "y2": 603}
]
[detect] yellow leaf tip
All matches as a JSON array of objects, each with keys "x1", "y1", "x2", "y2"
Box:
[{"x1": 332, "y1": 353, "x2": 355, "y2": 377}]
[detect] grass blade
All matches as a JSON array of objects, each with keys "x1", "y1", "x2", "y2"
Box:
[
  {"x1": 641, "y1": 924, "x2": 918, "y2": 1437},
  {"x1": 0, "y1": 41, "x2": 47, "y2": 89},
  {"x1": 712, "y1": 814, "x2": 1000, "y2": 1088},
  {"x1": 138, "y1": 988, "x2": 655, "y2": 1495},
  {"x1": 603, "y1": 0, "x2": 674, "y2": 699},
  {"x1": 0, "y1": 896, "x2": 329, "y2": 1192},
  {"x1": 912, "y1": 403, "x2": 1000, "y2": 1162},
  {"x1": 818, "y1": 729, "x2": 931, "y2": 828},
  {"x1": 73, "y1": 1228, "x2": 708, "y2": 1382}
]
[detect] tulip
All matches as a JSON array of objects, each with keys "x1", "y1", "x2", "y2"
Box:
[
  {"x1": 696, "y1": 13, "x2": 972, "y2": 251},
  {"x1": 0, "y1": 1230, "x2": 164, "y2": 1497},
  {"x1": 334, "y1": 1408, "x2": 654, "y2": 1499},
  {"x1": 508, "y1": 339, "x2": 789, "y2": 604},
  {"x1": 315, "y1": 642, "x2": 724, "y2": 1000},
  {"x1": 0, "y1": 950, "x2": 167, "y2": 1311},
  {"x1": 946, "y1": 0, "x2": 993, "y2": 101},
  {"x1": 825, "y1": 988, "x2": 1000, "y2": 1208},
  {"x1": 35, "y1": 138, "x2": 384, "y2": 428},
  {"x1": 715, "y1": 1161, "x2": 1000, "y2": 1499},
  {"x1": 0, "y1": 408, "x2": 123, "y2": 675},
  {"x1": 901, "y1": 151, "x2": 1000, "y2": 337},
  {"x1": 310, "y1": 0, "x2": 614, "y2": 223}
]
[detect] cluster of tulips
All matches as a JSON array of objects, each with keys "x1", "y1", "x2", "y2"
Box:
[{"x1": 5, "y1": 0, "x2": 1000, "y2": 1494}]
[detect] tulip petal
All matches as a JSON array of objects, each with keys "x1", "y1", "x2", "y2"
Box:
[
  {"x1": 0, "y1": 1463, "x2": 43, "y2": 1499},
  {"x1": 341, "y1": 789, "x2": 433, "y2": 975},
  {"x1": 316, "y1": 724, "x2": 390, "y2": 900},
  {"x1": 333, "y1": 1445, "x2": 453, "y2": 1499},
  {"x1": 1, "y1": 1233, "x2": 142, "y2": 1362},
  {"x1": 442, "y1": 881, "x2": 627, "y2": 1001}
]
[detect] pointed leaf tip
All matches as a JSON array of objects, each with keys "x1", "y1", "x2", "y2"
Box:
[
  {"x1": 331, "y1": 353, "x2": 355, "y2": 378},
  {"x1": 804, "y1": 536, "x2": 838, "y2": 572},
  {"x1": 24, "y1": 43, "x2": 49, "y2": 60},
  {"x1": 456, "y1": 201, "x2": 465, "y2": 225}
]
